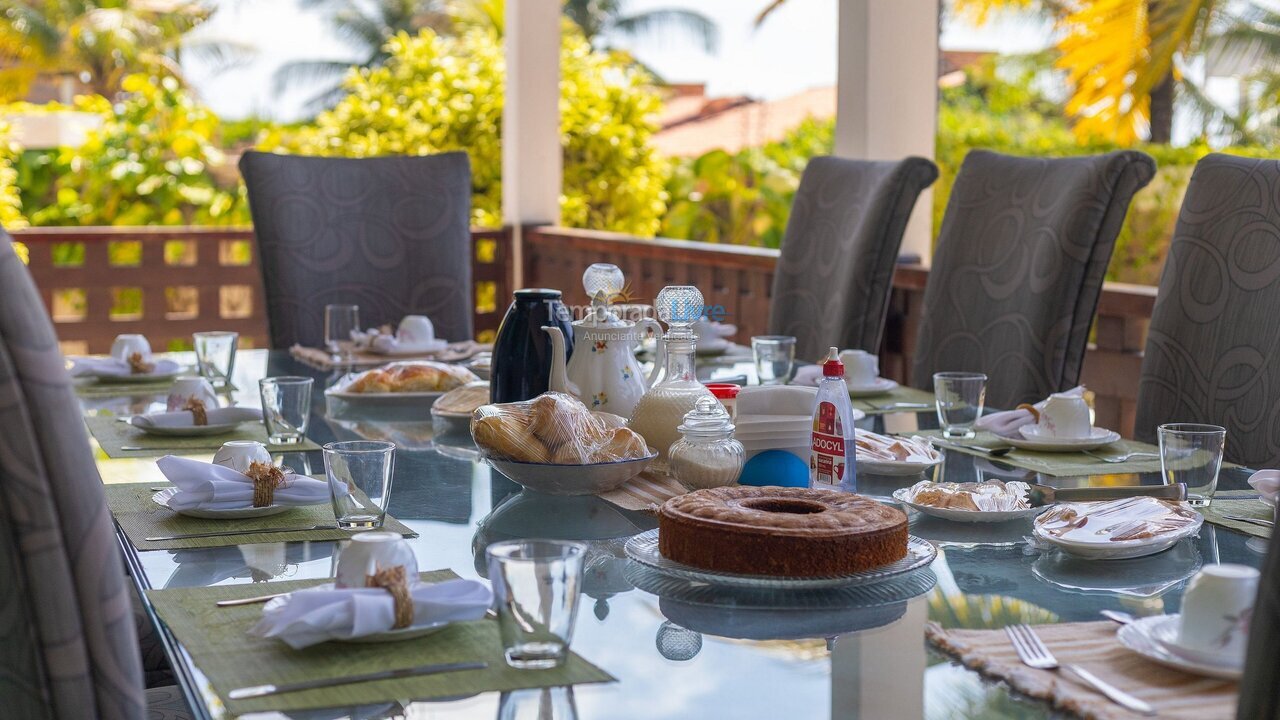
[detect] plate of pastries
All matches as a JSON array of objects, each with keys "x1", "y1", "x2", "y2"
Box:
[
  {"x1": 892, "y1": 480, "x2": 1042, "y2": 523},
  {"x1": 326, "y1": 361, "x2": 480, "y2": 406},
  {"x1": 471, "y1": 392, "x2": 656, "y2": 495}
]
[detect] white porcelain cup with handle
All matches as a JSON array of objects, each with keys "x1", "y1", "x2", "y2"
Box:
[
  {"x1": 397, "y1": 315, "x2": 435, "y2": 345},
  {"x1": 1178, "y1": 564, "x2": 1260, "y2": 662},
  {"x1": 334, "y1": 531, "x2": 419, "y2": 589},
  {"x1": 167, "y1": 375, "x2": 220, "y2": 412},
  {"x1": 211, "y1": 440, "x2": 272, "y2": 474},
  {"x1": 111, "y1": 334, "x2": 152, "y2": 362},
  {"x1": 839, "y1": 349, "x2": 879, "y2": 386},
  {"x1": 1037, "y1": 393, "x2": 1092, "y2": 439}
]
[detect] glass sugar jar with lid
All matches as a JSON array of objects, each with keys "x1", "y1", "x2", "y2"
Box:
[{"x1": 669, "y1": 395, "x2": 745, "y2": 490}]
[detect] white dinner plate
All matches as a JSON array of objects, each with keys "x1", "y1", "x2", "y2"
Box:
[
  {"x1": 1004, "y1": 425, "x2": 1123, "y2": 452},
  {"x1": 860, "y1": 454, "x2": 943, "y2": 477},
  {"x1": 1032, "y1": 508, "x2": 1203, "y2": 560},
  {"x1": 891, "y1": 487, "x2": 1045, "y2": 523},
  {"x1": 134, "y1": 421, "x2": 246, "y2": 437},
  {"x1": 1117, "y1": 615, "x2": 1243, "y2": 680},
  {"x1": 325, "y1": 373, "x2": 446, "y2": 408},
  {"x1": 847, "y1": 377, "x2": 899, "y2": 398},
  {"x1": 262, "y1": 585, "x2": 455, "y2": 644},
  {"x1": 625, "y1": 529, "x2": 937, "y2": 589},
  {"x1": 151, "y1": 487, "x2": 295, "y2": 520},
  {"x1": 365, "y1": 339, "x2": 449, "y2": 356}
]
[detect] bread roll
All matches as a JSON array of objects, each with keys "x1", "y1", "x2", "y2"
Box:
[
  {"x1": 590, "y1": 426, "x2": 650, "y2": 463},
  {"x1": 472, "y1": 414, "x2": 550, "y2": 463}
]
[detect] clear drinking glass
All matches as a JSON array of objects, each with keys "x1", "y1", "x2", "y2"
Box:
[
  {"x1": 258, "y1": 376, "x2": 313, "y2": 444},
  {"x1": 1158, "y1": 423, "x2": 1226, "y2": 506},
  {"x1": 323, "y1": 440, "x2": 396, "y2": 529},
  {"x1": 193, "y1": 331, "x2": 238, "y2": 388},
  {"x1": 933, "y1": 372, "x2": 987, "y2": 439},
  {"x1": 486, "y1": 539, "x2": 587, "y2": 670},
  {"x1": 324, "y1": 304, "x2": 360, "y2": 359},
  {"x1": 752, "y1": 335, "x2": 796, "y2": 385}
]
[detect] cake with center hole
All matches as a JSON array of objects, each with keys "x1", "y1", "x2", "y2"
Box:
[{"x1": 657, "y1": 486, "x2": 909, "y2": 577}]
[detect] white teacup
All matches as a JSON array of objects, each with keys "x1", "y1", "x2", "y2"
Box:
[
  {"x1": 111, "y1": 334, "x2": 151, "y2": 362},
  {"x1": 840, "y1": 349, "x2": 879, "y2": 386},
  {"x1": 1178, "y1": 564, "x2": 1260, "y2": 661},
  {"x1": 167, "y1": 376, "x2": 220, "y2": 412},
  {"x1": 335, "y1": 531, "x2": 419, "y2": 589},
  {"x1": 397, "y1": 315, "x2": 435, "y2": 345},
  {"x1": 211, "y1": 440, "x2": 272, "y2": 474},
  {"x1": 1037, "y1": 393, "x2": 1092, "y2": 439}
]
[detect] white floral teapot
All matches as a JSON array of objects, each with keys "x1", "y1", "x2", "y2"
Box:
[{"x1": 541, "y1": 264, "x2": 662, "y2": 417}]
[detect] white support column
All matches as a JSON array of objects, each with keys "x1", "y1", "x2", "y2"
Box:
[
  {"x1": 830, "y1": 596, "x2": 928, "y2": 718},
  {"x1": 835, "y1": 0, "x2": 939, "y2": 264},
  {"x1": 503, "y1": 0, "x2": 562, "y2": 281}
]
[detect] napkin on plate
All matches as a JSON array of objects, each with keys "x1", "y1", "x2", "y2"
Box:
[
  {"x1": 131, "y1": 407, "x2": 262, "y2": 429},
  {"x1": 973, "y1": 385, "x2": 1085, "y2": 436},
  {"x1": 156, "y1": 455, "x2": 329, "y2": 511},
  {"x1": 248, "y1": 579, "x2": 492, "y2": 648},
  {"x1": 1248, "y1": 470, "x2": 1280, "y2": 504},
  {"x1": 70, "y1": 357, "x2": 182, "y2": 378}
]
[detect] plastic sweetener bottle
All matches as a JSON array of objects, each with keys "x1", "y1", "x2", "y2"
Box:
[{"x1": 809, "y1": 346, "x2": 857, "y2": 493}]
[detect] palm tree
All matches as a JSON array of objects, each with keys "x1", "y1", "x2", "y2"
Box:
[
  {"x1": 563, "y1": 0, "x2": 718, "y2": 53},
  {"x1": 0, "y1": 0, "x2": 249, "y2": 103},
  {"x1": 272, "y1": 0, "x2": 452, "y2": 113}
]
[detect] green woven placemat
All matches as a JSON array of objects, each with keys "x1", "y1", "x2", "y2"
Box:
[
  {"x1": 908, "y1": 429, "x2": 1174, "y2": 477},
  {"x1": 74, "y1": 376, "x2": 177, "y2": 398},
  {"x1": 1199, "y1": 489, "x2": 1273, "y2": 539},
  {"x1": 85, "y1": 415, "x2": 320, "y2": 458},
  {"x1": 849, "y1": 385, "x2": 937, "y2": 414},
  {"x1": 107, "y1": 482, "x2": 416, "y2": 550},
  {"x1": 146, "y1": 571, "x2": 613, "y2": 715}
]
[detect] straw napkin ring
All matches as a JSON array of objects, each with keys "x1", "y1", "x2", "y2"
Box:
[
  {"x1": 366, "y1": 565, "x2": 414, "y2": 629},
  {"x1": 183, "y1": 397, "x2": 209, "y2": 426},
  {"x1": 245, "y1": 461, "x2": 289, "y2": 508},
  {"x1": 127, "y1": 351, "x2": 155, "y2": 374},
  {"x1": 1016, "y1": 403, "x2": 1040, "y2": 423}
]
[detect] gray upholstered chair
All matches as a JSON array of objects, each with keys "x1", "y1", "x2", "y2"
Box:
[
  {"x1": 1238, "y1": 526, "x2": 1280, "y2": 719},
  {"x1": 912, "y1": 149, "x2": 1156, "y2": 409},
  {"x1": 239, "y1": 151, "x2": 474, "y2": 349},
  {"x1": 0, "y1": 236, "x2": 188, "y2": 719},
  {"x1": 1135, "y1": 154, "x2": 1280, "y2": 467},
  {"x1": 768, "y1": 155, "x2": 938, "y2": 362}
]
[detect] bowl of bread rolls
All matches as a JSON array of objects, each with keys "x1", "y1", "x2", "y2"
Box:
[{"x1": 472, "y1": 392, "x2": 657, "y2": 495}]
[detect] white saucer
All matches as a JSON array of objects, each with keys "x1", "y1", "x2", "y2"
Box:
[
  {"x1": 1005, "y1": 425, "x2": 1123, "y2": 452},
  {"x1": 366, "y1": 339, "x2": 449, "y2": 356},
  {"x1": 263, "y1": 585, "x2": 454, "y2": 644},
  {"x1": 151, "y1": 487, "x2": 294, "y2": 519},
  {"x1": 134, "y1": 421, "x2": 246, "y2": 437},
  {"x1": 1032, "y1": 509, "x2": 1202, "y2": 560},
  {"x1": 891, "y1": 487, "x2": 1045, "y2": 523},
  {"x1": 1117, "y1": 615, "x2": 1243, "y2": 680},
  {"x1": 860, "y1": 453, "x2": 943, "y2": 478},
  {"x1": 847, "y1": 377, "x2": 899, "y2": 398}
]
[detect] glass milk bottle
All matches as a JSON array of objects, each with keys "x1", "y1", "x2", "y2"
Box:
[{"x1": 628, "y1": 286, "x2": 715, "y2": 472}]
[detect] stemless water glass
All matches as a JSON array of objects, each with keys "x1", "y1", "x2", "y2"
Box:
[
  {"x1": 1159, "y1": 423, "x2": 1226, "y2": 506},
  {"x1": 323, "y1": 440, "x2": 396, "y2": 529},
  {"x1": 752, "y1": 335, "x2": 796, "y2": 385},
  {"x1": 325, "y1": 304, "x2": 360, "y2": 360},
  {"x1": 933, "y1": 372, "x2": 987, "y2": 439},
  {"x1": 258, "y1": 376, "x2": 313, "y2": 444},
  {"x1": 193, "y1": 331, "x2": 238, "y2": 388},
  {"x1": 486, "y1": 539, "x2": 587, "y2": 670}
]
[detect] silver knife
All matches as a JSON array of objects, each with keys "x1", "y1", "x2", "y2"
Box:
[
  {"x1": 228, "y1": 661, "x2": 488, "y2": 700},
  {"x1": 1026, "y1": 483, "x2": 1186, "y2": 508},
  {"x1": 145, "y1": 524, "x2": 337, "y2": 542}
]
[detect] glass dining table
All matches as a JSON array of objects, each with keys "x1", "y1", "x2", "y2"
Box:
[{"x1": 89, "y1": 349, "x2": 1265, "y2": 720}]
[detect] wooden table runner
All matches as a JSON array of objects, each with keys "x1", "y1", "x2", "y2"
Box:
[
  {"x1": 597, "y1": 471, "x2": 686, "y2": 512},
  {"x1": 146, "y1": 571, "x2": 612, "y2": 715},
  {"x1": 86, "y1": 415, "x2": 320, "y2": 458},
  {"x1": 927, "y1": 620, "x2": 1237, "y2": 719},
  {"x1": 107, "y1": 482, "x2": 416, "y2": 550}
]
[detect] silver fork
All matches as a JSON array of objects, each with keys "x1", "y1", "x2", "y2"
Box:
[
  {"x1": 1005, "y1": 624, "x2": 1155, "y2": 716},
  {"x1": 1083, "y1": 450, "x2": 1160, "y2": 463}
]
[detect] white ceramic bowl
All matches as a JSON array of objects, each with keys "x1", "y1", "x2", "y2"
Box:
[{"x1": 487, "y1": 453, "x2": 656, "y2": 496}]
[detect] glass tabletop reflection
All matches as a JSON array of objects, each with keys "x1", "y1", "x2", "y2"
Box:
[{"x1": 92, "y1": 350, "x2": 1264, "y2": 720}]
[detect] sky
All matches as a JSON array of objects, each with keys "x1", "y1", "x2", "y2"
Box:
[{"x1": 184, "y1": 0, "x2": 1054, "y2": 122}]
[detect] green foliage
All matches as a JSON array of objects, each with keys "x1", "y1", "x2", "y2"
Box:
[
  {"x1": 0, "y1": 120, "x2": 25, "y2": 230},
  {"x1": 260, "y1": 26, "x2": 669, "y2": 235},
  {"x1": 20, "y1": 75, "x2": 248, "y2": 226}
]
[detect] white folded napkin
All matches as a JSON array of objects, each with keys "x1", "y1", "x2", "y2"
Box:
[
  {"x1": 70, "y1": 357, "x2": 182, "y2": 378},
  {"x1": 1248, "y1": 470, "x2": 1280, "y2": 504},
  {"x1": 791, "y1": 365, "x2": 823, "y2": 387},
  {"x1": 248, "y1": 579, "x2": 492, "y2": 649},
  {"x1": 973, "y1": 385, "x2": 1085, "y2": 436},
  {"x1": 132, "y1": 407, "x2": 262, "y2": 429},
  {"x1": 156, "y1": 455, "x2": 329, "y2": 510}
]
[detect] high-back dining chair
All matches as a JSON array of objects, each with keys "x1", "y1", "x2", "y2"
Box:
[
  {"x1": 239, "y1": 151, "x2": 474, "y2": 349},
  {"x1": 1135, "y1": 155, "x2": 1280, "y2": 467},
  {"x1": 912, "y1": 149, "x2": 1156, "y2": 409},
  {"x1": 0, "y1": 236, "x2": 149, "y2": 719},
  {"x1": 1238, "y1": 526, "x2": 1280, "y2": 719},
  {"x1": 768, "y1": 156, "x2": 938, "y2": 362}
]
